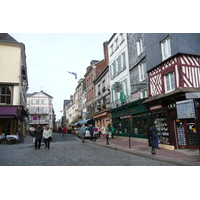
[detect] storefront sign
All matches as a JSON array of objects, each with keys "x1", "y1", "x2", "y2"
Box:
[
  {"x1": 176, "y1": 100, "x2": 196, "y2": 119},
  {"x1": 120, "y1": 115, "x2": 132, "y2": 119},
  {"x1": 0, "y1": 115, "x2": 15, "y2": 118},
  {"x1": 149, "y1": 105, "x2": 163, "y2": 110},
  {"x1": 186, "y1": 92, "x2": 200, "y2": 99}
]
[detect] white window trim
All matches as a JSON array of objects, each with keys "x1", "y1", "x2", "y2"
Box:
[
  {"x1": 138, "y1": 63, "x2": 145, "y2": 82},
  {"x1": 136, "y1": 38, "x2": 143, "y2": 56},
  {"x1": 161, "y1": 37, "x2": 171, "y2": 60},
  {"x1": 164, "y1": 71, "x2": 175, "y2": 93}
]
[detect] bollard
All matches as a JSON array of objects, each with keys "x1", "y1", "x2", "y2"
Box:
[
  {"x1": 151, "y1": 142, "x2": 156, "y2": 155},
  {"x1": 106, "y1": 134, "x2": 109, "y2": 145}
]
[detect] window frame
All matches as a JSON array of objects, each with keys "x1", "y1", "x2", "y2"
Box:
[
  {"x1": 161, "y1": 37, "x2": 171, "y2": 60},
  {"x1": 138, "y1": 62, "x2": 145, "y2": 82},
  {"x1": 136, "y1": 38, "x2": 144, "y2": 56},
  {"x1": 0, "y1": 85, "x2": 12, "y2": 105},
  {"x1": 164, "y1": 71, "x2": 175, "y2": 92}
]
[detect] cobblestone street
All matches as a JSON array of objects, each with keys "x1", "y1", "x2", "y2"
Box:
[{"x1": 0, "y1": 134, "x2": 178, "y2": 166}]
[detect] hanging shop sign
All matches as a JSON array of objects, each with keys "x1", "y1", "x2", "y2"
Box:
[{"x1": 176, "y1": 100, "x2": 196, "y2": 119}]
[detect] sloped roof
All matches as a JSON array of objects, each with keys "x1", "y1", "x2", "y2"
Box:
[
  {"x1": 0, "y1": 33, "x2": 18, "y2": 42},
  {"x1": 29, "y1": 91, "x2": 53, "y2": 98}
]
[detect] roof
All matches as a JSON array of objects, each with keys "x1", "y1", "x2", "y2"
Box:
[
  {"x1": 0, "y1": 33, "x2": 18, "y2": 42},
  {"x1": 29, "y1": 91, "x2": 53, "y2": 98}
]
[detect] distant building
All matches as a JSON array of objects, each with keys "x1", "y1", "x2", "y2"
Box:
[{"x1": 27, "y1": 90, "x2": 54, "y2": 128}]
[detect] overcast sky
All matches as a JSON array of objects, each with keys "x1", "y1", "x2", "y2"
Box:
[{"x1": 9, "y1": 33, "x2": 113, "y2": 120}]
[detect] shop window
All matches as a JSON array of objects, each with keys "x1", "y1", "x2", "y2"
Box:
[
  {"x1": 0, "y1": 86, "x2": 12, "y2": 104},
  {"x1": 154, "y1": 114, "x2": 169, "y2": 145}
]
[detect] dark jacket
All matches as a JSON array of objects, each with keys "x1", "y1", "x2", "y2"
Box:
[
  {"x1": 149, "y1": 126, "x2": 157, "y2": 136},
  {"x1": 89, "y1": 126, "x2": 94, "y2": 135},
  {"x1": 35, "y1": 127, "x2": 43, "y2": 139}
]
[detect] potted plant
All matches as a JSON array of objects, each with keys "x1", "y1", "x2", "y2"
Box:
[{"x1": 102, "y1": 104, "x2": 106, "y2": 108}]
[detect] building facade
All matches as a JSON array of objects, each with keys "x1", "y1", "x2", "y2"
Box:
[
  {"x1": 0, "y1": 34, "x2": 29, "y2": 142},
  {"x1": 27, "y1": 90, "x2": 54, "y2": 128},
  {"x1": 143, "y1": 33, "x2": 200, "y2": 149}
]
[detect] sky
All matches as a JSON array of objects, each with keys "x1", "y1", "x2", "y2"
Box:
[{"x1": 9, "y1": 33, "x2": 113, "y2": 120}]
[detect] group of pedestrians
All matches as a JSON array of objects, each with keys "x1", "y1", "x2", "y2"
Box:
[
  {"x1": 79, "y1": 123, "x2": 115, "y2": 144},
  {"x1": 33, "y1": 124, "x2": 53, "y2": 150}
]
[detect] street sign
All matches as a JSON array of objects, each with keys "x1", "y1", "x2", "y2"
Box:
[{"x1": 32, "y1": 116, "x2": 38, "y2": 121}]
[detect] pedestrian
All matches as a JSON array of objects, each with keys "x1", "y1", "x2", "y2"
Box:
[
  {"x1": 93, "y1": 127, "x2": 98, "y2": 142},
  {"x1": 149, "y1": 123, "x2": 160, "y2": 149},
  {"x1": 105, "y1": 125, "x2": 110, "y2": 145},
  {"x1": 110, "y1": 125, "x2": 115, "y2": 139},
  {"x1": 101, "y1": 124, "x2": 106, "y2": 138},
  {"x1": 79, "y1": 124, "x2": 86, "y2": 143},
  {"x1": 43, "y1": 126, "x2": 52, "y2": 149},
  {"x1": 34, "y1": 124, "x2": 43, "y2": 150},
  {"x1": 58, "y1": 127, "x2": 62, "y2": 134},
  {"x1": 62, "y1": 126, "x2": 67, "y2": 138},
  {"x1": 89, "y1": 124, "x2": 94, "y2": 141}
]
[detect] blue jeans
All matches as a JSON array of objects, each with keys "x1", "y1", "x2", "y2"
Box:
[{"x1": 152, "y1": 134, "x2": 158, "y2": 148}]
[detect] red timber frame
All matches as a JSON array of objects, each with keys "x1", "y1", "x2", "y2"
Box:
[{"x1": 148, "y1": 53, "x2": 200, "y2": 97}]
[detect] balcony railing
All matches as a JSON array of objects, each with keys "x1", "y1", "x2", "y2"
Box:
[{"x1": 109, "y1": 95, "x2": 133, "y2": 109}]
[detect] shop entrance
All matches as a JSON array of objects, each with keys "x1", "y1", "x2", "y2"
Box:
[{"x1": 175, "y1": 119, "x2": 198, "y2": 149}]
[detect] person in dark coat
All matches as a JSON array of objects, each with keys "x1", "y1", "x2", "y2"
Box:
[
  {"x1": 89, "y1": 124, "x2": 94, "y2": 141},
  {"x1": 149, "y1": 123, "x2": 160, "y2": 149},
  {"x1": 34, "y1": 124, "x2": 43, "y2": 150}
]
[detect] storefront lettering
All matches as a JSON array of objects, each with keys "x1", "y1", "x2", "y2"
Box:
[{"x1": 149, "y1": 105, "x2": 163, "y2": 110}]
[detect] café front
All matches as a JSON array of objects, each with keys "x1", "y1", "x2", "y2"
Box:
[{"x1": 110, "y1": 99, "x2": 150, "y2": 139}]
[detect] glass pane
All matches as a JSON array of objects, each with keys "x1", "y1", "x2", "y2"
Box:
[
  {"x1": 7, "y1": 86, "x2": 11, "y2": 94},
  {"x1": 6, "y1": 96, "x2": 11, "y2": 104},
  {"x1": 1, "y1": 96, "x2": 5, "y2": 103},
  {"x1": 187, "y1": 119, "x2": 198, "y2": 146},
  {"x1": 170, "y1": 72, "x2": 175, "y2": 89},
  {"x1": 1, "y1": 87, "x2": 6, "y2": 94}
]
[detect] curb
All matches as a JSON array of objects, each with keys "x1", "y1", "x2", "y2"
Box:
[{"x1": 87, "y1": 140, "x2": 200, "y2": 166}]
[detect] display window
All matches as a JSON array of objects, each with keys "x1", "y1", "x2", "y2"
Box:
[
  {"x1": 175, "y1": 119, "x2": 198, "y2": 149},
  {"x1": 154, "y1": 113, "x2": 170, "y2": 145}
]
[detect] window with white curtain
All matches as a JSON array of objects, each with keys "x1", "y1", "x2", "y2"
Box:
[
  {"x1": 161, "y1": 37, "x2": 171, "y2": 60},
  {"x1": 165, "y1": 71, "x2": 175, "y2": 92},
  {"x1": 136, "y1": 38, "x2": 143, "y2": 56}
]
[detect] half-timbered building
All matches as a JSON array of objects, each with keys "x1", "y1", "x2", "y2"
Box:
[{"x1": 143, "y1": 33, "x2": 200, "y2": 149}]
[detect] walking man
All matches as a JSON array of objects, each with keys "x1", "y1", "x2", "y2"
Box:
[
  {"x1": 79, "y1": 124, "x2": 86, "y2": 143},
  {"x1": 89, "y1": 124, "x2": 94, "y2": 141},
  {"x1": 149, "y1": 123, "x2": 160, "y2": 149},
  {"x1": 34, "y1": 124, "x2": 43, "y2": 150}
]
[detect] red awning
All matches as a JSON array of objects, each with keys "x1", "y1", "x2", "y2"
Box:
[{"x1": 0, "y1": 107, "x2": 18, "y2": 118}]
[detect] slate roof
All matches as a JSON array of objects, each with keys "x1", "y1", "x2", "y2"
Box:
[{"x1": 0, "y1": 33, "x2": 18, "y2": 42}]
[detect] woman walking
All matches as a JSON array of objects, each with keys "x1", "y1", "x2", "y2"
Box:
[{"x1": 43, "y1": 126, "x2": 52, "y2": 149}]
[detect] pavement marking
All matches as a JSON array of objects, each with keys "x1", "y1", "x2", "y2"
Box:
[{"x1": 74, "y1": 137, "x2": 82, "y2": 142}]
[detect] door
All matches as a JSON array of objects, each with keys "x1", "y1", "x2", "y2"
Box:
[{"x1": 175, "y1": 119, "x2": 198, "y2": 149}]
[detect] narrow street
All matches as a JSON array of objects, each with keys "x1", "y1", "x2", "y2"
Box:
[{"x1": 0, "y1": 133, "x2": 178, "y2": 166}]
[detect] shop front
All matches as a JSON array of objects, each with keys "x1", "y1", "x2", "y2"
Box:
[
  {"x1": 93, "y1": 108, "x2": 111, "y2": 128},
  {"x1": 0, "y1": 106, "x2": 28, "y2": 143},
  {"x1": 143, "y1": 92, "x2": 200, "y2": 149},
  {"x1": 110, "y1": 99, "x2": 150, "y2": 139}
]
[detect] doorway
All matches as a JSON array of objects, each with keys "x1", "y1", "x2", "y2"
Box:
[{"x1": 175, "y1": 119, "x2": 198, "y2": 149}]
